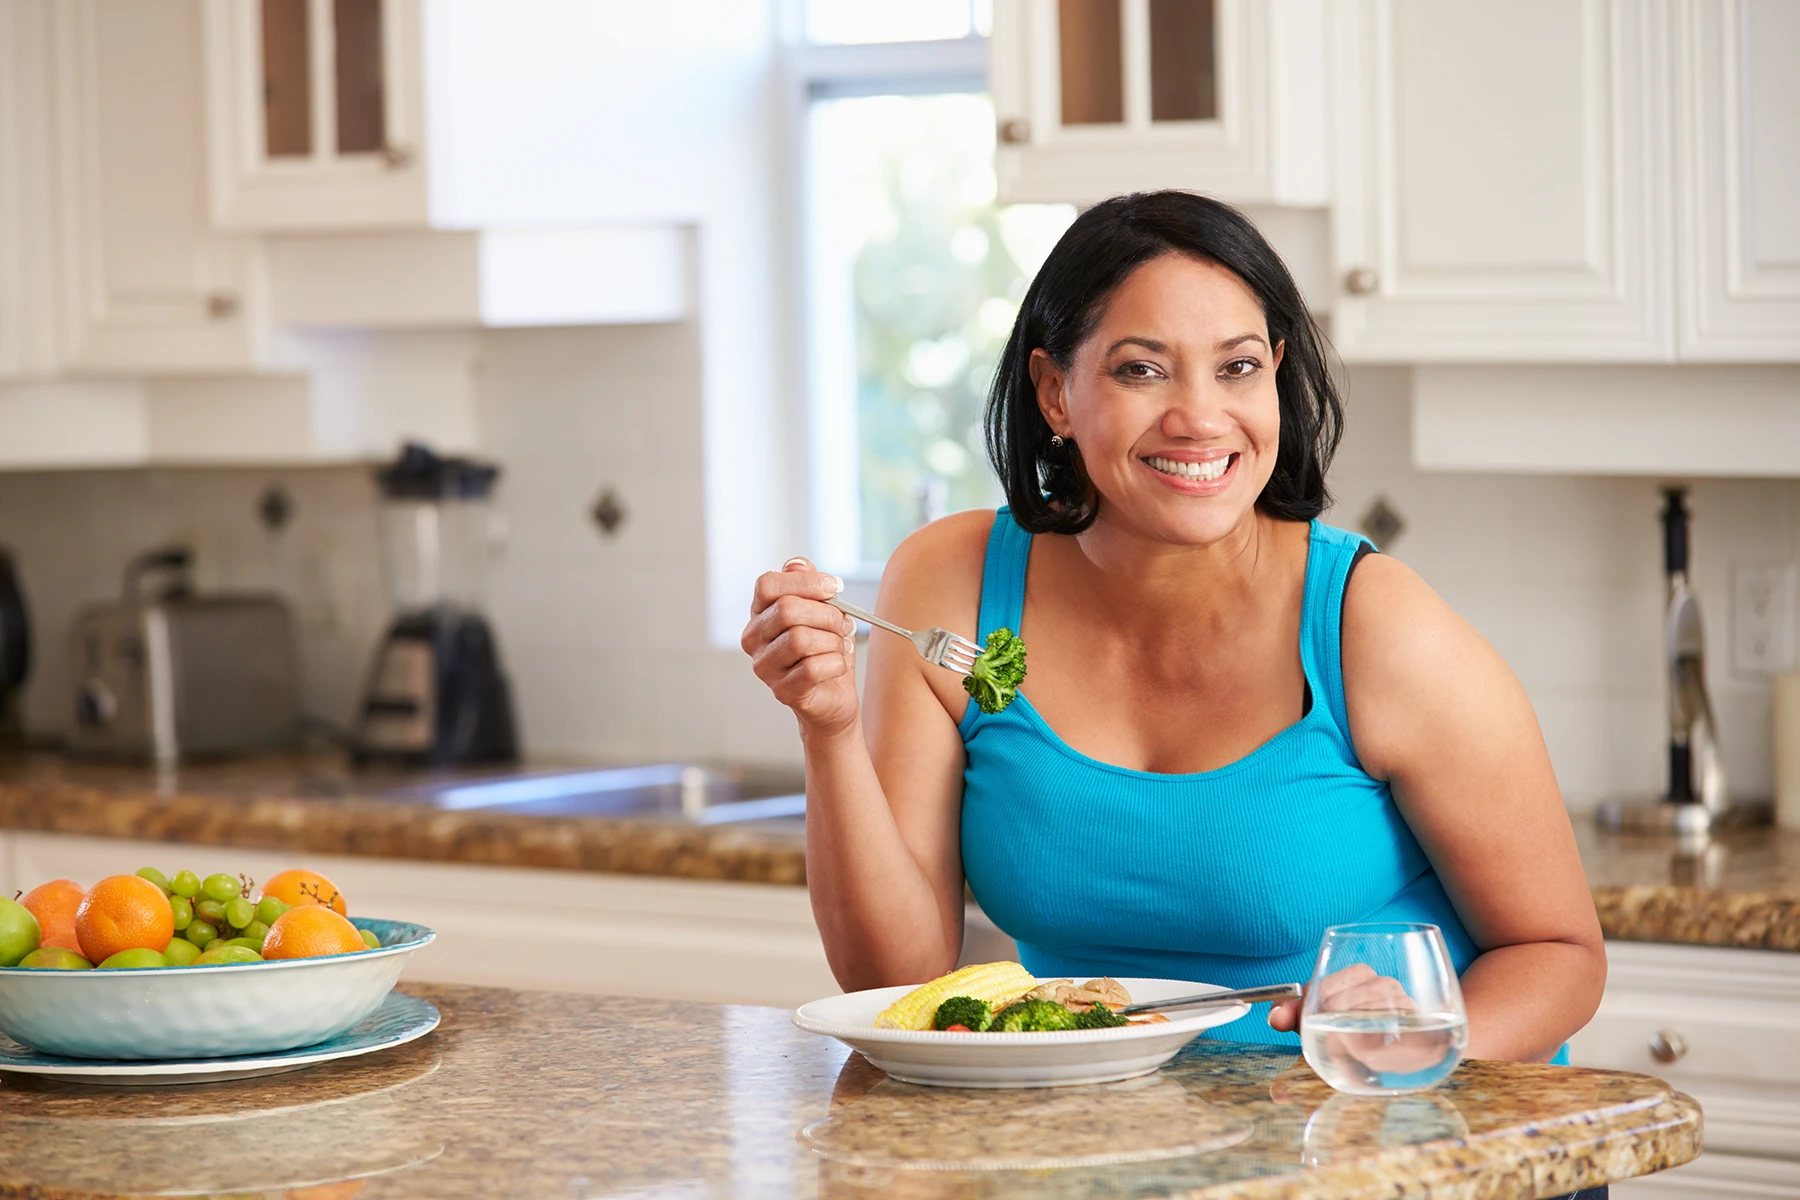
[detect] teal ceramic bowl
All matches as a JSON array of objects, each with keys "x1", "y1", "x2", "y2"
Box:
[{"x1": 0, "y1": 917, "x2": 434, "y2": 1060}]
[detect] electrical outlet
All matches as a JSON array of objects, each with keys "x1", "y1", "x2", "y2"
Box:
[{"x1": 1732, "y1": 562, "x2": 1797, "y2": 674}]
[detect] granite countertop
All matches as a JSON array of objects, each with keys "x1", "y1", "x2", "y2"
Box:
[
  {"x1": 1576, "y1": 818, "x2": 1800, "y2": 951},
  {"x1": 4, "y1": 753, "x2": 1799, "y2": 951},
  {"x1": 0, "y1": 752, "x2": 808, "y2": 885},
  {"x1": 0, "y1": 983, "x2": 1699, "y2": 1199}
]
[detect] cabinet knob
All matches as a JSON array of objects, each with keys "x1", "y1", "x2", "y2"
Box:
[
  {"x1": 381, "y1": 143, "x2": 414, "y2": 170},
  {"x1": 998, "y1": 118, "x2": 1031, "y2": 145},
  {"x1": 1648, "y1": 1029, "x2": 1688, "y2": 1064},
  {"x1": 205, "y1": 293, "x2": 240, "y2": 320},
  {"x1": 1343, "y1": 266, "x2": 1380, "y2": 296}
]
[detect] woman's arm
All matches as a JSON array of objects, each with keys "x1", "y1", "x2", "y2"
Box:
[
  {"x1": 1273, "y1": 552, "x2": 1606, "y2": 1061},
  {"x1": 742, "y1": 513, "x2": 987, "y2": 990}
]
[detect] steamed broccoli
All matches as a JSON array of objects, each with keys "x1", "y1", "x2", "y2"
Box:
[
  {"x1": 963, "y1": 627, "x2": 1028, "y2": 715},
  {"x1": 932, "y1": 996, "x2": 992, "y2": 1031},
  {"x1": 988, "y1": 998, "x2": 1079, "y2": 1033},
  {"x1": 1074, "y1": 1003, "x2": 1129, "y2": 1030}
]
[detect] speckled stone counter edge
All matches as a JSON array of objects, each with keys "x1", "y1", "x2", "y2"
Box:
[
  {"x1": 1593, "y1": 883, "x2": 1800, "y2": 952},
  {"x1": 0, "y1": 775, "x2": 807, "y2": 885},
  {"x1": 1222, "y1": 1091, "x2": 1701, "y2": 1200}
]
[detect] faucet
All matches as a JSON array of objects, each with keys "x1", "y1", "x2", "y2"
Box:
[{"x1": 1662, "y1": 488, "x2": 1729, "y2": 813}]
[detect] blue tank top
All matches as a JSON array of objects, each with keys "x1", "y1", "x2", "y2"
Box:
[{"x1": 958, "y1": 509, "x2": 1482, "y2": 1048}]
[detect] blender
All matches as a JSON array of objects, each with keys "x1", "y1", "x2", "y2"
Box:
[{"x1": 355, "y1": 443, "x2": 518, "y2": 766}]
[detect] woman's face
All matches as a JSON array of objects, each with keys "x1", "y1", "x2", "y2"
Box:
[{"x1": 1032, "y1": 253, "x2": 1284, "y2": 547}]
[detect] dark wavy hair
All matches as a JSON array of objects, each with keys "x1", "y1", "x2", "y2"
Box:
[{"x1": 984, "y1": 191, "x2": 1343, "y2": 534}]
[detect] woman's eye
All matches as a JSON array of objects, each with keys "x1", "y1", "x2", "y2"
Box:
[
  {"x1": 1113, "y1": 361, "x2": 1164, "y2": 381},
  {"x1": 1220, "y1": 357, "x2": 1262, "y2": 379}
]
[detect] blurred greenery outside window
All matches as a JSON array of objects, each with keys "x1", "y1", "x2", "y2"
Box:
[{"x1": 800, "y1": 4, "x2": 1075, "y2": 576}]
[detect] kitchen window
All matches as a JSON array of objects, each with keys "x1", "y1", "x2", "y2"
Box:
[{"x1": 795, "y1": 2, "x2": 1075, "y2": 577}]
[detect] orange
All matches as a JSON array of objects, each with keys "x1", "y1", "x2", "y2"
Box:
[
  {"x1": 286, "y1": 1184, "x2": 365, "y2": 1200},
  {"x1": 261, "y1": 905, "x2": 367, "y2": 960},
  {"x1": 20, "y1": 879, "x2": 84, "y2": 952},
  {"x1": 74, "y1": 874, "x2": 175, "y2": 964},
  {"x1": 260, "y1": 868, "x2": 348, "y2": 916}
]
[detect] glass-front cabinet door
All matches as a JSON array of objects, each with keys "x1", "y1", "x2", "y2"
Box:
[
  {"x1": 990, "y1": 0, "x2": 1325, "y2": 206},
  {"x1": 202, "y1": 0, "x2": 427, "y2": 229}
]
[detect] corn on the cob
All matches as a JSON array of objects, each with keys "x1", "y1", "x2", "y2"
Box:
[{"x1": 874, "y1": 961, "x2": 1037, "y2": 1030}]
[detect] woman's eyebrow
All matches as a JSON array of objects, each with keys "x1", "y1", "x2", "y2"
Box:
[
  {"x1": 1104, "y1": 336, "x2": 1170, "y2": 356},
  {"x1": 1217, "y1": 333, "x2": 1269, "y2": 351}
]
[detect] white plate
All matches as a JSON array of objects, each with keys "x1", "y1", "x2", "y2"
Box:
[
  {"x1": 0, "y1": 991, "x2": 440, "y2": 1085},
  {"x1": 793, "y1": 977, "x2": 1251, "y2": 1088}
]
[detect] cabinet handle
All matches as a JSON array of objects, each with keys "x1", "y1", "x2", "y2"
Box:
[
  {"x1": 381, "y1": 143, "x2": 414, "y2": 170},
  {"x1": 205, "y1": 293, "x2": 240, "y2": 320},
  {"x1": 1343, "y1": 266, "x2": 1380, "y2": 296},
  {"x1": 1648, "y1": 1029, "x2": 1688, "y2": 1064},
  {"x1": 998, "y1": 118, "x2": 1031, "y2": 145}
]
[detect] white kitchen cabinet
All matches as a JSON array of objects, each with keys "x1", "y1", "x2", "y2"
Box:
[
  {"x1": 0, "y1": 1, "x2": 60, "y2": 381},
  {"x1": 990, "y1": 0, "x2": 1327, "y2": 207},
  {"x1": 1570, "y1": 940, "x2": 1800, "y2": 1194},
  {"x1": 1327, "y1": 0, "x2": 1673, "y2": 363},
  {"x1": 7, "y1": 831, "x2": 840, "y2": 1009},
  {"x1": 49, "y1": 0, "x2": 261, "y2": 374},
  {"x1": 1617, "y1": 1152, "x2": 1800, "y2": 1199},
  {"x1": 1673, "y1": 0, "x2": 1800, "y2": 361},
  {"x1": 202, "y1": 0, "x2": 428, "y2": 230}
]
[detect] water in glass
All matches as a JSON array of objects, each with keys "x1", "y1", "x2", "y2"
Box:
[{"x1": 1300, "y1": 923, "x2": 1468, "y2": 1096}]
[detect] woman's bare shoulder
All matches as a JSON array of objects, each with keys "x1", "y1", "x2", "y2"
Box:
[
  {"x1": 1340, "y1": 550, "x2": 1531, "y2": 778},
  {"x1": 876, "y1": 509, "x2": 995, "y2": 631}
]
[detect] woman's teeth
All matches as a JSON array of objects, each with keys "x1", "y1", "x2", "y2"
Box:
[{"x1": 1146, "y1": 455, "x2": 1232, "y2": 482}]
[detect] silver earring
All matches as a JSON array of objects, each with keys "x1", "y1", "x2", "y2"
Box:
[{"x1": 1050, "y1": 434, "x2": 1065, "y2": 448}]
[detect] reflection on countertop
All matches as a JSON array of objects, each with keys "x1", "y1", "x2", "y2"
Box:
[{"x1": 0, "y1": 983, "x2": 1699, "y2": 1199}]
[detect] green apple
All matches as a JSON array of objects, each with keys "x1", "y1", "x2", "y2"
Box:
[
  {"x1": 98, "y1": 948, "x2": 167, "y2": 969},
  {"x1": 193, "y1": 945, "x2": 260, "y2": 965},
  {"x1": 0, "y1": 896, "x2": 41, "y2": 967},
  {"x1": 17, "y1": 947, "x2": 92, "y2": 970}
]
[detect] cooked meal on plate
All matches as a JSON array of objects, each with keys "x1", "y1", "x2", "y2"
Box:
[{"x1": 873, "y1": 961, "x2": 1170, "y2": 1032}]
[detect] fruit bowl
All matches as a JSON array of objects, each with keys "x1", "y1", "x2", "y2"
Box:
[{"x1": 0, "y1": 917, "x2": 433, "y2": 1060}]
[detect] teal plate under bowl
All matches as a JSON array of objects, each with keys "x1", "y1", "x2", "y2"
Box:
[
  {"x1": 0, "y1": 917, "x2": 435, "y2": 1061},
  {"x1": 0, "y1": 990, "x2": 440, "y2": 1084}
]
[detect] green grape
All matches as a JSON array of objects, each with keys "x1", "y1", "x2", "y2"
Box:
[
  {"x1": 195, "y1": 898, "x2": 226, "y2": 925},
  {"x1": 135, "y1": 867, "x2": 170, "y2": 893},
  {"x1": 169, "y1": 870, "x2": 201, "y2": 899},
  {"x1": 224, "y1": 897, "x2": 255, "y2": 930},
  {"x1": 185, "y1": 919, "x2": 218, "y2": 948},
  {"x1": 241, "y1": 920, "x2": 269, "y2": 941},
  {"x1": 201, "y1": 874, "x2": 241, "y2": 904},
  {"x1": 169, "y1": 895, "x2": 193, "y2": 931},
  {"x1": 161, "y1": 937, "x2": 201, "y2": 966},
  {"x1": 359, "y1": 929, "x2": 381, "y2": 950},
  {"x1": 254, "y1": 896, "x2": 290, "y2": 925}
]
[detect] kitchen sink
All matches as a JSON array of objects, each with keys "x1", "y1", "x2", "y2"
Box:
[{"x1": 389, "y1": 763, "x2": 806, "y2": 826}]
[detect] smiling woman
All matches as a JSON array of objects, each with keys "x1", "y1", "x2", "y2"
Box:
[{"x1": 743, "y1": 192, "x2": 1606, "y2": 1103}]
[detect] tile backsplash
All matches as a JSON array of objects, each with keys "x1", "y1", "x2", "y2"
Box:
[{"x1": 1, "y1": 343, "x2": 1796, "y2": 808}]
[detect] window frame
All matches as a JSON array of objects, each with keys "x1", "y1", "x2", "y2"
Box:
[{"x1": 784, "y1": 35, "x2": 990, "y2": 591}]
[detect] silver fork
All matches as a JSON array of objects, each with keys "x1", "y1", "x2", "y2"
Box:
[{"x1": 827, "y1": 596, "x2": 982, "y2": 675}]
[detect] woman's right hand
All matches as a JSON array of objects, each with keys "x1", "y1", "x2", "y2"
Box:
[{"x1": 742, "y1": 557, "x2": 860, "y2": 738}]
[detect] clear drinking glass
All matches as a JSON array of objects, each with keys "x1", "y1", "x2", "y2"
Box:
[{"x1": 1300, "y1": 923, "x2": 1468, "y2": 1096}]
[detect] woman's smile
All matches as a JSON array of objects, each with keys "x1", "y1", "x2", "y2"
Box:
[{"x1": 1141, "y1": 450, "x2": 1239, "y2": 494}]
